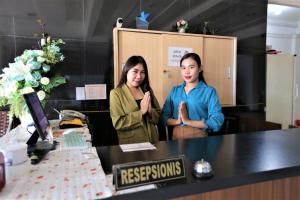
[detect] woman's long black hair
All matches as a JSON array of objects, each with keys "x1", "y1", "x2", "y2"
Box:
[
  {"x1": 117, "y1": 55, "x2": 154, "y2": 97},
  {"x1": 180, "y1": 53, "x2": 206, "y2": 84}
]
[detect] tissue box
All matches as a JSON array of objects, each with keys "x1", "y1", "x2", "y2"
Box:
[{"x1": 2, "y1": 143, "x2": 27, "y2": 165}]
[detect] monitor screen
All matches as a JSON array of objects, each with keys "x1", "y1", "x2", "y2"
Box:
[{"x1": 23, "y1": 92, "x2": 49, "y2": 140}]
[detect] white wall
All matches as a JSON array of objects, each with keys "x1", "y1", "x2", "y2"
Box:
[
  {"x1": 266, "y1": 34, "x2": 295, "y2": 53},
  {"x1": 266, "y1": 22, "x2": 297, "y2": 53}
]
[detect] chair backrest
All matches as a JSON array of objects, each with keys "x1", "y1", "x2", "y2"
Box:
[
  {"x1": 84, "y1": 111, "x2": 118, "y2": 146},
  {"x1": 0, "y1": 111, "x2": 10, "y2": 137},
  {"x1": 155, "y1": 123, "x2": 170, "y2": 141}
]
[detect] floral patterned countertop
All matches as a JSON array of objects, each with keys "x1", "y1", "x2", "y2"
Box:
[{"x1": 0, "y1": 125, "x2": 112, "y2": 199}]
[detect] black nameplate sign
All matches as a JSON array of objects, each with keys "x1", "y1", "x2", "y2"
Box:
[{"x1": 112, "y1": 156, "x2": 185, "y2": 190}]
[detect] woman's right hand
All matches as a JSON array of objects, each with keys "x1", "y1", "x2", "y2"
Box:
[
  {"x1": 176, "y1": 102, "x2": 183, "y2": 125},
  {"x1": 140, "y1": 92, "x2": 150, "y2": 115},
  {"x1": 180, "y1": 102, "x2": 189, "y2": 123}
]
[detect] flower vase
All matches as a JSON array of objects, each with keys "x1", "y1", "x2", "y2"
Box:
[
  {"x1": 19, "y1": 112, "x2": 33, "y2": 128},
  {"x1": 178, "y1": 28, "x2": 185, "y2": 33}
]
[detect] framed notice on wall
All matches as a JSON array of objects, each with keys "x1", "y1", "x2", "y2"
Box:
[
  {"x1": 85, "y1": 84, "x2": 106, "y2": 100},
  {"x1": 168, "y1": 47, "x2": 193, "y2": 67}
]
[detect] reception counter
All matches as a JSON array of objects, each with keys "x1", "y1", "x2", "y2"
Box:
[{"x1": 96, "y1": 128, "x2": 300, "y2": 199}]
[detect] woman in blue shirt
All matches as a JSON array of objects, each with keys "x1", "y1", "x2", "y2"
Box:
[{"x1": 162, "y1": 53, "x2": 224, "y2": 139}]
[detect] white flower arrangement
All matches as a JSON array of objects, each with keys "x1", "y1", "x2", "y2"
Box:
[
  {"x1": 0, "y1": 27, "x2": 66, "y2": 118},
  {"x1": 176, "y1": 19, "x2": 188, "y2": 31}
]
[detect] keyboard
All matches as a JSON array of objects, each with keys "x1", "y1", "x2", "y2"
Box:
[{"x1": 62, "y1": 131, "x2": 88, "y2": 149}]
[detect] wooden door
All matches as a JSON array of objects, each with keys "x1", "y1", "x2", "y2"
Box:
[
  {"x1": 203, "y1": 37, "x2": 236, "y2": 106},
  {"x1": 114, "y1": 30, "x2": 163, "y2": 105},
  {"x1": 266, "y1": 54, "x2": 294, "y2": 129},
  {"x1": 162, "y1": 34, "x2": 203, "y2": 104}
]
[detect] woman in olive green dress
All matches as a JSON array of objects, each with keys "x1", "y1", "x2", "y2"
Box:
[{"x1": 109, "y1": 56, "x2": 161, "y2": 144}]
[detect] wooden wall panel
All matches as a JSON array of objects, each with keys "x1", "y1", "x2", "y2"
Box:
[{"x1": 173, "y1": 176, "x2": 300, "y2": 200}]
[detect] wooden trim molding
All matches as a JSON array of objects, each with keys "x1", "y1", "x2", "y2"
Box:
[{"x1": 173, "y1": 175, "x2": 300, "y2": 200}]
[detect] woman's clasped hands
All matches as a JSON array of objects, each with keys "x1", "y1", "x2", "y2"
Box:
[
  {"x1": 140, "y1": 91, "x2": 152, "y2": 115},
  {"x1": 176, "y1": 101, "x2": 189, "y2": 125}
]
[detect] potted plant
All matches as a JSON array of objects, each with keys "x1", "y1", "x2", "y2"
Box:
[
  {"x1": 0, "y1": 20, "x2": 66, "y2": 126},
  {"x1": 176, "y1": 19, "x2": 188, "y2": 33}
]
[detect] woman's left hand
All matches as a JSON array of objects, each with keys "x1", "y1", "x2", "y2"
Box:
[
  {"x1": 180, "y1": 102, "x2": 189, "y2": 124},
  {"x1": 145, "y1": 92, "x2": 152, "y2": 114},
  {"x1": 140, "y1": 92, "x2": 150, "y2": 115}
]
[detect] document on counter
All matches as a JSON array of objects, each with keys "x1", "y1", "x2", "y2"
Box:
[{"x1": 120, "y1": 142, "x2": 156, "y2": 152}]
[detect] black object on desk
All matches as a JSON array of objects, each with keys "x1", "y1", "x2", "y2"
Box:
[
  {"x1": 23, "y1": 92, "x2": 58, "y2": 164},
  {"x1": 27, "y1": 140, "x2": 58, "y2": 164}
]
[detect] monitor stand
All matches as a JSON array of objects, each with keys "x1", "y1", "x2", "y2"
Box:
[{"x1": 26, "y1": 130, "x2": 57, "y2": 164}]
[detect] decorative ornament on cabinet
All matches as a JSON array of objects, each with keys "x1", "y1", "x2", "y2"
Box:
[
  {"x1": 176, "y1": 19, "x2": 188, "y2": 33},
  {"x1": 200, "y1": 21, "x2": 218, "y2": 35},
  {"x1": 116, "y1": 18, "x2": 123, "y2": 28},
  {"x1": 136, "y1": 11, "x2": 150, "y2": 29}
]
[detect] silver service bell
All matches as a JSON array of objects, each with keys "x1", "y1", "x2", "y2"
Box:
[{"x1": 193, "y1": 159, "x2": 213, "y2": 178}]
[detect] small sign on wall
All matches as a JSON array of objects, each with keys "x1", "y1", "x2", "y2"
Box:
[
  {"x1": 76, "y1": 87, "x2": 86, "y2": 100},
  {"x1": 168, "y1": 47, "x2": 193, "y2": 67},
  {"x1": 85, "y1": 84, "x2": 106, "y2": 100}
]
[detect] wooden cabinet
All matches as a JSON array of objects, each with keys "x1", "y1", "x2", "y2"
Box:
[
  {"x1": 113, "y1": 28, "x2": 236, "y2": 107},
  {"x1": 161, "y1": 34, "x2": 203, "y2": 106},
  {"x1": 203, "y1": 37, "x2": 236, "y2": 106},
  {"x1": 113, "y1": 30, "x2": 163, "y2": 104}
]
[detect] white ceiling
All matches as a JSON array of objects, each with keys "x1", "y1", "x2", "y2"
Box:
[{"x1": 268, "y1": 4, "x2": 300, "y2": 24}]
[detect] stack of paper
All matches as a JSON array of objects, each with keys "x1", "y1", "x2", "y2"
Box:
[{"x1": 120, "y1": 142, "x2": 156, "y2": 152}]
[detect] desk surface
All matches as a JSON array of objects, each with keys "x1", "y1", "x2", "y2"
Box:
[
  {"x1": 96, "y1": 128, "x2": 300, "y2": 199},
  {"x1": 0, "y1": 125, "x2": 112, "y2": 200}
]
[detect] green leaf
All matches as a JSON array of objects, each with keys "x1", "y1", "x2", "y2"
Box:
[
  {"x1": 51, "y1": 76, "x2": 66, "y2": 87},
  {"x1": 0, "y1": 97, "x2": 8, "y2": 107},
  {"x1": 42, "y1": 75, "x2": 66, "y2": 93}
]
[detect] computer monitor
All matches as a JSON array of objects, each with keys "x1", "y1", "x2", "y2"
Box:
[{"x1": 23, "y1": 92, "x2": 55, "y2": 150}]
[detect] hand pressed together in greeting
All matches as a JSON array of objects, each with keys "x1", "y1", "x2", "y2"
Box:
[
  {"x1": 177, "y1": 101, "x2": 206, "y2": 129},
  {"x1": 140, "y1": 91, "x2": 152, "y2": 115},
  {"x1": 177, "y1": 101, "x2": 190, "y2": 125}
]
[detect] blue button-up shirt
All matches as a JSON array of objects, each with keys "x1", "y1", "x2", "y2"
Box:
[{"x1": 162, "y1": 81, "x2": 224, "y2": 132}]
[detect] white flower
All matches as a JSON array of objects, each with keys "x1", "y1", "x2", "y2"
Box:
[
  {"x1": 5, "y1": 61, "x2": 31, "y2": 81},
  {"x1": 37, "y1": 90, "x2": 46, "y2": 100},
  {"x1": 4, "y1": 80, "x2": 18, "y2": 97},
  {"x1": 0, "y1": 89, "x2": 4, "y2": 97},
  {"x1": 42, "y1": 65, "x2": 50, "y2": 72},
  {"x1": 34, "y1": 50, "x2": 44, "y2": 56},
  {"x1": 21, "y1": 87, "x2": 34, "y2": 94},
  {"x1": 37, "y1": 56, "x2": 46, "y2": 63},
  {"x1": 47, "y1": 36, "x2": 51, "y2": 44},
  {"x1": 177, "y1": 19, "x2": 188, "y2": 30},
  {"x1": 41, "y1": 38, "x2": 46, "y2": 46},
  {"x1": 0, "y1": 73, "x2": 18, "y2": 98},
  {"x1": 40, "y1": 77, "x2": 50, "y2": 85}
]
